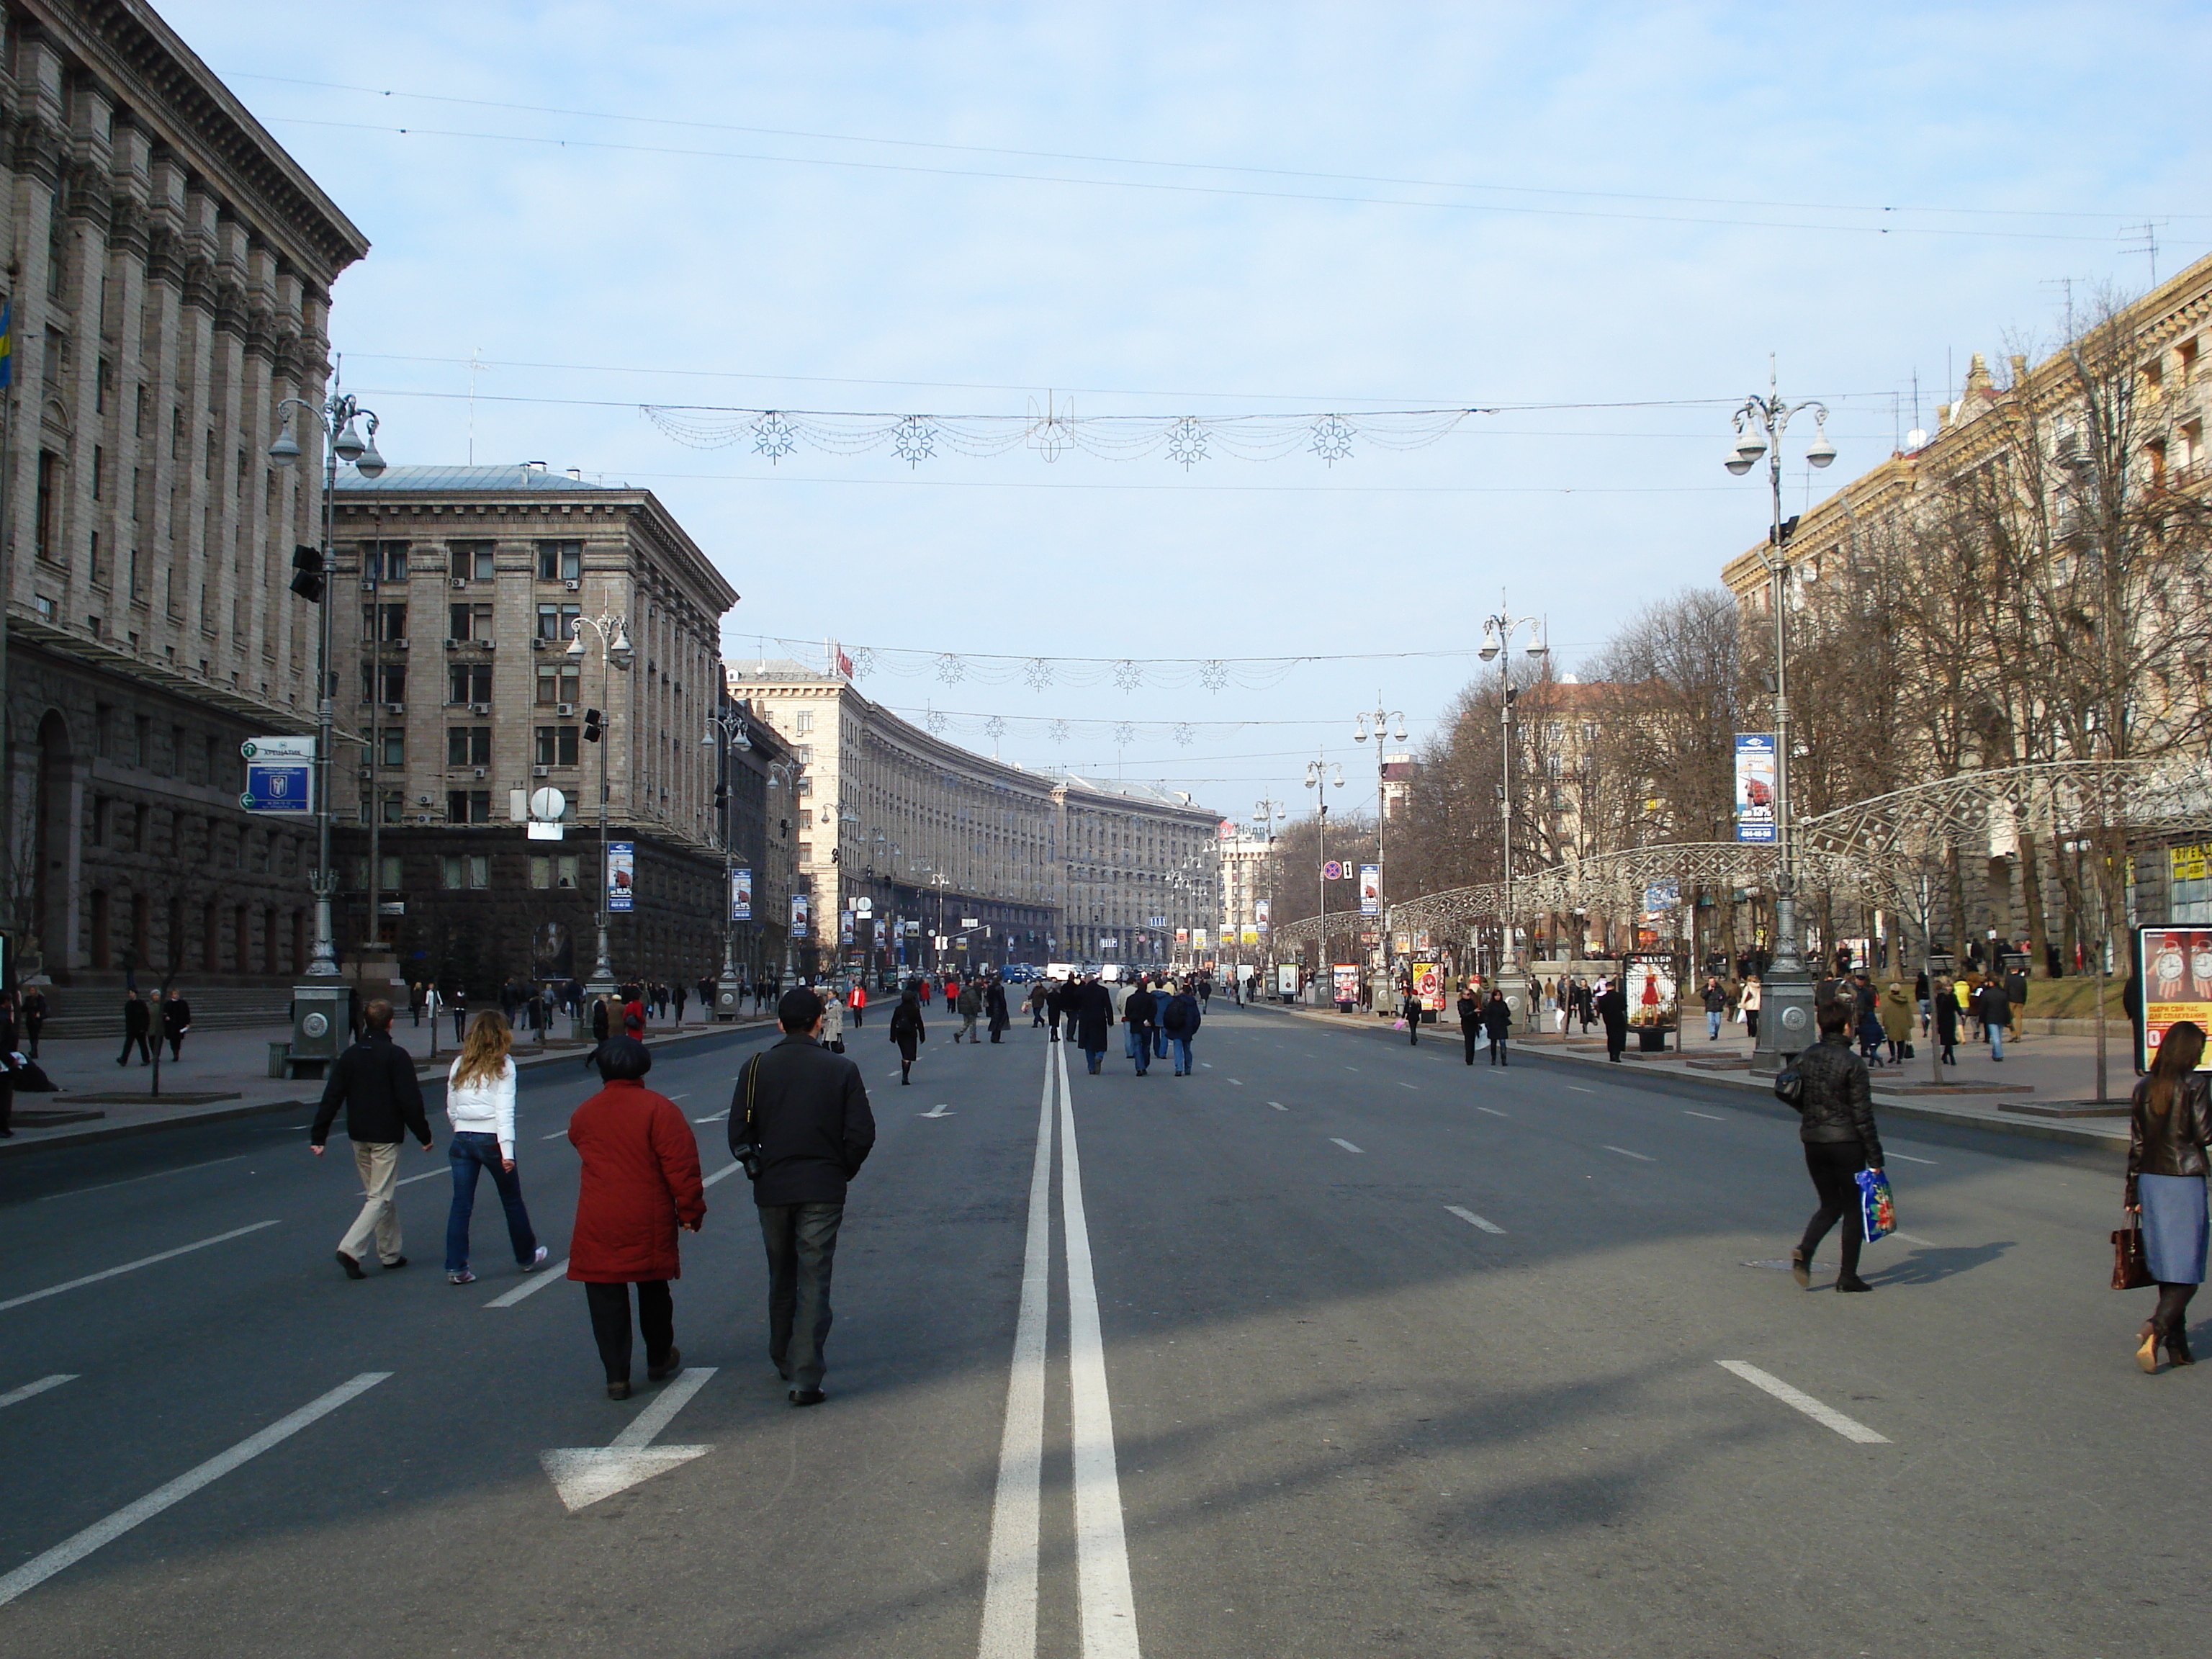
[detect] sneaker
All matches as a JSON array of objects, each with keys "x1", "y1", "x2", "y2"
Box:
[
  {"x1": 522, "y1": 1246, "x2": 550, "y2": 1272},
  {"x1": 449, "y1": 1270, "x2": 477, "y2": 1285}
]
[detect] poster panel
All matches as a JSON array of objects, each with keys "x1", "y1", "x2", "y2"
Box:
[
  {"x1": 1359, "y1": 863, "x2": 1380, "y2": 915},
  {"x1": 606, "y1": 840, "x2": 636, "y2": 912},
  {"x1": 840, "y1": 912, "x2": 855, "y2": 946},
  {"x1": 2136, "y1": 926, "x2": 2212, "y2": 1071},
  {"x1": 1254, "y1": 899, "x2": 1271, "y2": 935},
  {"x1": 1735, "y1": 734, "x2": 1777, "y2": 844},
  {"x1": 731, "y1": 868, "x2": 752, "y2": 922},
  {"x1": 1413, "y1": 961, "x2": 1444, "y2": 1012},
  {"x1": 791, "y1": 892, "x2": 810, "y2": 938},
  {"x1": 1333, "y1": 963, "x2": 1361, "y2": 1005},
  {"x1": 1621, "y1": 952, "x2": 1681, "y2": 1028}
]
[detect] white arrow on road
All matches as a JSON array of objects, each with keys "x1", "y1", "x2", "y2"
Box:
[
  {"x1": 920, "y1": 1104, "x2": 955, "y2": 1118},
  {"x1": 540, "y1": 1367, "x2": 717, "y2": 1512}
]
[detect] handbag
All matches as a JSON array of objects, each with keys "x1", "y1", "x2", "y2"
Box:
[
  {"x1": 730, "y1": 1054, "x2": 764, "y2": 1182},
  {"x1": 1772, "y1": 1066, "x2": 1804, "y2": 1107},
  {"x1": 1855, "y1": 1168, "x2": 1897, "y2": 1241},
  {"x1": 2112, "y1": 1219, "x2": 2155, "y2": 1290}
]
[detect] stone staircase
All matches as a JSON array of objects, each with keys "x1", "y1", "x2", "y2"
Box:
[{"x1": 29, "y1": 983, "x2": 295, "y2": 1040}]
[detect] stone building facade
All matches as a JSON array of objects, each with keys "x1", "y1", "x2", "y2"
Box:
[
  {"x1": 718, "y1": 685, "x2": 799, "y2": 984},
  {"x1": 1049, "y1": 775, "x2": 1222, "y2": 966},
  {"x1": 329, "y1": 464, "x2": 737, "y2": 994},
  {"x1": 0, "y1": 1, "x2": 367, "y2": 986}
]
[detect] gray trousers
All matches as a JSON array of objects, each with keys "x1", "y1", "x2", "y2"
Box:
[{"x1": 759, "y1": 1201, "x2": 844, "y2": 1390}]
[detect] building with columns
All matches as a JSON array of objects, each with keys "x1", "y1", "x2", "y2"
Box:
[
  {"x1": 1049, "y1": 774, "x2": 1222, "y2": 966},
  {"x1": 0, "y1": 1, "x2": 367, "y2": 990}
]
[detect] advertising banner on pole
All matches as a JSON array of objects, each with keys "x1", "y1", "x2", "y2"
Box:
[
  {"x1": 790, "y1": 892, "x2": 810, "y2": 938},
  {"x1": 1359, "y1": 863, "x2": 1380, "y2": 915},
  {"x1": 840, "y1": 912, "x2": 855, "y2": 946},
  {"x1": 1735, "y1": 734, "x2": 1777, "y2": 843},
  {"x1": 1254, "y1": 899, "x2": 1270, "y2": 935},
  {"x1": 731, "y1": 868, "x2": 752, "y2": 922},
  {"x1": 606, "y1": 841, "x2": 635, "y2": 911},
  {"x1": 2136, "y1": 927, "x2": 2212, "y2": 1071}
]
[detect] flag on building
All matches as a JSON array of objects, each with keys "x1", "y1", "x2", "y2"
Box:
[{"x1": 0, "y1": 299, "x2": 12, "y2": 390}]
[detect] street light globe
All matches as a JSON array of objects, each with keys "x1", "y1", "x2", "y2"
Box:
[
  {"x1": 1804, "y1": 428, "x2": 1837, "y2": 469},
  {"x1": 333, "y1": 419, "x2": 367, "y2": 462},
  {"x1": 267, "y1": 421, "x2": 302, "y2": 467},
  {"x1": 1732, "y1": 426, "x2": 1767, "y2": 464},
  {"x1": 354, "y1": 433, "x2": 387, "y2": 479},
  {"x1": 1723, "y1": 448, "x2": 1756, "y2": 476},
  {"x1": 565, "y1": 635, "x2": 586, "y2": 660}
]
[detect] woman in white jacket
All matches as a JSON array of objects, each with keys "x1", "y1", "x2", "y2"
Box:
[{"x1": 444, "y1": 1011, "x2": 551, "y2": 1285}]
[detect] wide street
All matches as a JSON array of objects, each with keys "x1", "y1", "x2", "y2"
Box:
[{"x1": 0, "y1": 1002, "x2": 2189, "y2": 1657}]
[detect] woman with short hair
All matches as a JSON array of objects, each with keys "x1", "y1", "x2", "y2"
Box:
[
  {"x1": 2126, "y1": 1020, "x2": 2210, "y2": 1371},
  {"x1": 443, "y1": 1010, "x2": 550, "y2": 1285}
]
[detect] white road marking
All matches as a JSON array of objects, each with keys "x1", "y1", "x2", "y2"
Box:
[
  {"x1": 1890, "y1": 1231, "x2": 1938, "y2": 1248},
  {"x1": 395, "y1": 1169, "x2": 444, "y2": 1187},
  {"x1": 1604, "y1": 1145, "x2": 1655, "y2": 1161},
  {"x1": 539, "y1": 1364, "x2": 718, "y2": 1511},
  {"x1": 1344, "y1": 1066, "x2": 1359, "y2": 1071},
  {"x1": 37, "y1": 1156, "x2": 246, "y2": 1201},
  {"x1": 1684, "y1": 1110, "x2": 1726, "y2": 1121},
  {"x1": 1445, "y1": 1207, "x2": 1505, "y2": 1234},
  {"x1": 1053, "y1": 1039, "x2": 1143, "y2": 1656},
  {"x1": 0, "y1": 1374, "x2": 76, "y2": 1411},
  {"x1": 921, "y1": 1105, "x2": 955, "y2": 1118},
  {"x1": 487, "y1": 1259, "x2": 570, "y2": 1307},
  {"x1": 1331, "y1": 1138, "x2": 1364, "y2": 1154},
  {"x1": 1226, "y1": 1078, "x2": 1244, "y2": 1087},
  {"x1": 693, "y1": 1109, "x2": 729, "y2": 1123},
  {"x1": 701, "y1": 1161, "x2": 746, "y2": 1188},
  {"x1": 1267, "y1": 1101, "x2": 1288, "y2": 1112},
  {"x1": 666, "y1": 1092, "x2": 691, "y2": 1100},
  {"x1": 1717, "y1": 1360, "x2": 1891, "y2": 1444},
  {"x1": 613, "y1": 1365, "x2": 716, "y2": 1449},
  {"x1": 1200, "y1": 1062, "x2": 1213, "y2": 1069},
  {"x1": 0, "y1": 1221, "x2": 283, "y2": 1315},
  {"x1": 1397, "y1": 1082, "x2": 1419, "y2": 1091},
  {"x1": 541, "y1": 1129, "x2": 568, "y2": 1141},
  {"x1": 1888, "y1": 1153, "x2": 1937, "y2": 1165},
  {"x1": 1475, "y1": 1107, "x2": 1509, "y2": 1118},
  {"x1": 1565, "y1": 1086, "x2": 1596, "y2": 1094},
  {"x1": 978, "y1": 1042, "x2": 1056, "y2": 1659},
  {"x1": 0, "y1": 1371, "x2": 390, "y2": 1606}
]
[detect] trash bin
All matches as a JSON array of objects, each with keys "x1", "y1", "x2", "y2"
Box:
[{"x1": 268, "y1": 1040, "x2": 291, "y2": 1079}]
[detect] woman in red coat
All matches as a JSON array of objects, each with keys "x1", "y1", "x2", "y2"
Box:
[{"x1": 567, "y1": 1038, "x2": 705, "y2": 1398}]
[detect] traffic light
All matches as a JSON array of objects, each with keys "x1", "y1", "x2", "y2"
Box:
[
  {"x1": 289, "y1": 544, "x2": 324, "y2": 602},
  {"x1": 583, "y1": 708, "x2": 603, "y2": 742}
]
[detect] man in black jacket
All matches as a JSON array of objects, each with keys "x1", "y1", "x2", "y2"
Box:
[
  {"x1": 1598, "y1": 979, "x2": 1630, "y2": 1061},
  {"x1": 729, "y1": 987, "x2": 876, "y2": 1406},
  {"x1": 1122, "y1": 981, "x2": 1158, "y2": 1075},
  {"x1": 310, "y1": 999, "x2": 433, "y2": 1277},
  {"x1": 117, "y1": 990, "x2": 153, "y2": 1066}
]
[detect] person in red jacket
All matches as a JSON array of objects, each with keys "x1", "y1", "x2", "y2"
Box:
[{"x1": 567, "y1": 1037, "x2": 705, "y2": 1399}]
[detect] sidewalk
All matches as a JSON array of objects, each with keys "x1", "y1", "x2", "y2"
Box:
[
  {"x1": 2, "y1": 1007, "x2": 773, "y2": 1158},
  {"x1": 1252, "y1": 1000, "x2": 2132, "y2": 1151}
]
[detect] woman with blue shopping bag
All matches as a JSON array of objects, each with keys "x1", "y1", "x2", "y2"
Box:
[
  {"x1": 1781, "y1": 999, "x2": 1884, "y2": 1292},
  {"x1": 2125, "y1": 1020, "x2": 2209, "y2": 1372}
]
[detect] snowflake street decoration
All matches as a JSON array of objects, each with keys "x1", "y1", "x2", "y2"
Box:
[
  {"x1": 848, "y1": 647, "x2": 876, "y2": 679},
  {"x1": 925, "y1": 709, "x2": 948, "y2": 736},
  {"x1": 1026, "y1": 394, "x2": 1073, "y2": 463},
  {"x1": 1310, "y1": 415, "x2": 1355, "y2": 465},
  {"x1": 1022, "y1": 658, "x2": 1055, "y2": 691},
  {"x1": 892, "y1": 415, "x2": 936, "y2": 467},
  {"x1": 1166, "y1": 416, "x2": 1208, "y2": 469},
  {"x1": 1173, "y1": 724, "x2": 1195, "y2": 746},
  {"x1": 1048, "y1": 719, "x2": 1070, "y2": 744},
  {"x1": 985, "y1": 716, "x2": 1007, "y2": 743},
  {"x1": 1114, "y1": 723, "x2": 1137, "y2": 746},
  {"x1": 752, "y1": 412, "x2": 798, "y2": 464},
  {"x1": 935, "y1": 653, "x2": 966, "y2": 685},
  {"x1": 1199, "y1": 660, "x2": 1229, "y2": 691},
  {"x1": 1112, "y1": 660, "x2": 1145, "y2": 693}
]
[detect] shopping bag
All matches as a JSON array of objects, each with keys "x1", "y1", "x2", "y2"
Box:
[
  {"x1": 2112, "y1": 1223, "x2": 2155, "y2": 1290},
  {"x1": 1855, "y1": 1168, "x2": 1897, "y2": 1242},
  {"x1": 1392, "y1": 1018, "x2": 1408, "y2": 1031}
]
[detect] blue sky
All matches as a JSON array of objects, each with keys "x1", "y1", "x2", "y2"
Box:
[{"x1": 169, "y1": 0, "x2": 2211, "y2": 823}]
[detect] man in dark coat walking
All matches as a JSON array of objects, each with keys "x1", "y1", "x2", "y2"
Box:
[
  {"x1": 984, "y1": 976, "x2": 1010, "y2": 1043},
  {"x1": 1122, "y1": 980, "x2": 1158, "y2": 1074},
  {"x1": 1598, "y1": 979, "x2": 1630, "y2": 1062},
  {"x1": 162, "y1": 990, "x2": 192, "y2": 1061},
  {"x1": 728, "y1": 988, "x2": 876, "y2": 1406},
  {"x1": 1072, "y1": 977, "x2": 1114, "y2": 1073},
  {"x1": 117, "y1": 990, "x2": 153, "y2": 1066},
  {"x1": 309, "y1": 999, "x2": 434, "y2": 1276}
]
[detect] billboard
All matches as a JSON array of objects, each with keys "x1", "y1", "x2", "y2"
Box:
[
  {"x1": 1359, "y1": 863, "x2": 1380, "y2": 915},
  {"x1": 731, "y1": 868, "x2": 752, "y2": 922},
  {"x1": 1333, "y1": 963, "x2": 1361, "y2": 1004},
  {"x1": 791, "y1": 892, "x2": 810, "y2": 938},
  {"x1": 2136, "y1": 927, "x2": 2212, "y2": 1071},
  {"x1": 1735, "y1": 734, "x2": 1777, "y2": 843},
  {"x1": 1413, "y1": 961, "x2": 1444, "y2": 1012},
  {"x1": 606, "y1": 841, "x2": 635, "y2": 912}
]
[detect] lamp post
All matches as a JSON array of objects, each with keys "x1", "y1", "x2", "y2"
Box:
[
  {"x1": 1478, "y1": 604, "x2": 1547, "y2": 1025},
  {"x1": 1304, "y1": 752, "x2": 1344, "y2": 1003},
  {"x1": 1254, "y1": 796, "x2": 1287, "y2": 992},
  {"x1": 567, "y1": 611, "x2": 634, "y2": 994},
  {"x1": 1725, "y1": 367, "x2": 1836, "y2": 1071},
  {"x1": 700, "y1": 705, "x2": 752, "y2": 1016},
  {"x1": 1352, "y1": 696, "x2": 1406, "y2": 974}
]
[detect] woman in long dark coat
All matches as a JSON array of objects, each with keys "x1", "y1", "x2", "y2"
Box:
[
  {"x1": 984, "y1": 976, "x2": 1010, "y2": 1043},
  {"x1": 567, "y1": 1038, "x2": 704, "y2": 1398},
  {"x1": 1074, "y1": 977, "x2": 1113, "y2": 1074},
  {"x1": 1933, "y1": 976, "x2": 1960, "y2": 1066},
  {"x1": 889, "y1": 989, "x2": 926, "y2": 1085}
]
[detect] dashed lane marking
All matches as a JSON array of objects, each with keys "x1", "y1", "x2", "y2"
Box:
[
  {"x1": 1892, "y1": 1231, "x2": 1938, "y2": 1247},
  {"x1": 1604, "y1": 1145, "x2": 1655, "y2": 1162},
  {"x1": 395, "y1": 1170, "x2": 444, "y2": 1188},
  {"x1": 1226, "y1": 1078, "x2": 1244, "y2": 1087},
  {"x1": 1331, "y1": 1138, "x2": 1364, "y2": 1154},
  {"x1": 486, "y1": 1260, "x2": 570, "y2": 1307},
  {"x1": 1684, "y1": 1110, "x2": 1726, "y2": 1121},
  {"x1": 0, "y1": 1375, "x2": 76, "y2": 1411},
  {"x1": 1267, "y1": 1102, "x2": 1288, "y2": 1111},
  {"x1": 1888, "y1": 1153, "x2": 1937, "y2": 1165},
  {"x1": 701, "y1": 1161, "x2": 746, "y2": 1188},
  {"x1": 1565, "y1": 1085, "x2": 1596, "y2": 1094},
  {"x1": 1717, "y1": 1360, "x2": 1890, "y2": 1444},
  {"x1": 37, "y1": 1156, "x2": 246, "y2": 1201},
  {"x1": 1445, "y1": 1207, "x2": 1505, "y2": 1234},
  {"x1": 693, "y1": 1110, "x2": 729, "y2": 1123},
  {"x1": 1475, "y1": 1107, "x2": 1509, "y2": 1118},
  {"x1": 0, "y1": 1221, "x2": 283, "y2": 1315}
]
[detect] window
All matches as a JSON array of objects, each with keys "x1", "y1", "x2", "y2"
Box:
[
  {"x1": 35, "y1": 450, "x2": 60, "y2": 562},
  {"x1": 376, "y1": 727, "x2": 405, "y2": 768},
  {"x1": 536, "y1": 662, "x2": 581, "y2": 704},
  {"x1": 536, "y1": 603, "x2": 580, "y2": 640},
  {"x1": 446, "y1": 791, "x2": 493, "y2": 825},
  {"x1": 364, "y1": 541, "x2": 409, "y2": 582},
  {"x1": 380, "y1": 791, "x2": 405, "y2": 824},
  {"x1": 530, "y1": 854, "x2": 582, "y2": 889},
  {"x1": 354, "y1": 854, "x2": 403, "y2": 889},
  {"x1": 536, "y1": 541, "x2": 583, "y2": 581},
  {"x1": 794, "y1": 709, "x2": 815, "y2": 735},
  {"x1": 535, "y1": 725, "x2": 580, "y2": 767},
  {"x1": 446, "y1": 727, "x2": 493, "y2": 767},
  {"x1": 361, "y1": 662, "x2": 408, "y2": 703},
  {"x1": 441, "y1": 853, "x2": 491, "y2": 889},
  {"x1": 133, "y1": 714, "x2": 150, "y2": 766},
  {"x1": 449, "y1": 601, "x2": 493, "y2": 641},
  {"x1": 448, "y1": 662, "x2": 493, "y2": 703},
  {"x1": 449, "y1": 542, "x2": 495, "y2": 581},
  {"x1": 364, "y1": 603, "x2": 407, "y2": 641},
  {"x1": 88, "y1": 795, "x2": 108, "y2": 847}
]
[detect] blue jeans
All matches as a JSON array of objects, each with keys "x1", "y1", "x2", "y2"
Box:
[
  {"x1": 1154, "y1": 1028, "x2": 1169, "y2": 1058},
  {"x1": 445, "y1": 1132, "x2": 538, "y2": 1273},
  {"x1": 1128, "y1": 1027, "x2": 1150, "y2": 1073},
  {"x1": 1990, "y1": 1022, "x2": 2003, "y2": 1059},
  {"x1": 1707, "y1": 1011, "x2": 1722, "y2": 1039},
  {"x1": 1169, "y1": 1036, "x2": 1192, "y2": 1074}
]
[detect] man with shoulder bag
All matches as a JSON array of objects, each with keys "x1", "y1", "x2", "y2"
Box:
[{"x1": 728, "y1": 989, "x2": 876, "y2": 1406}]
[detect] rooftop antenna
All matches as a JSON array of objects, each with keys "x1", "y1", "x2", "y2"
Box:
[
  {"x1": 2122, "y1": 222, "x2": 2167, "y2": 287},
  {"x1": 2041, "y1": 276, "x2": 2080, "y2": 338},
  {"x1": 466, "y1": 348, "x2": 490, "y2": 465}
]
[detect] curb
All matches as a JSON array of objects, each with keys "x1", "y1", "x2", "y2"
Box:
[{"x1": 1240, "y1": 999, "x2": 2126, "y2": 1154}]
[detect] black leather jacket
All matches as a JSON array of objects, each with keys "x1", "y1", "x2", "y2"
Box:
[
  {"x1": 2126, "y1": 1074, "x2": 2212, "y2": 1208},
  {"x1": 1793, "y1": 1034, "x2": 1882, "y2": 1163}
]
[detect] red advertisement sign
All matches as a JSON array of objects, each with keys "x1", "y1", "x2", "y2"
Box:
[{"x1": 2136, "y1": 926, "x2": 2212, "y2": 1071}]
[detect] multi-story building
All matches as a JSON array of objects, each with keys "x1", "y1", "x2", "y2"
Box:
[
  {"x1": 1218, "y1": 828, "x2": 1274, "y2": 959},
  {"x1": 0, "y1": 1, "x2": 367, "y2": 989},
  {"x1": 329, "y1": 464, "x2": 737, "y2": 993},
  {"x1": 727, "y1": 660, "x2": 1058, "y2": 979},
  {"x1": 715, "y1": 685, "x2": 800, "y2": 985},
  {"x1": 1049, "y1": 774, "x2": 1222, "y2": 966}
]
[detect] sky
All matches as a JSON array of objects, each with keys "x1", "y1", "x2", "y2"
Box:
[{"x1": 167, "y1": 0, "x2": 2212, "y2": 829}]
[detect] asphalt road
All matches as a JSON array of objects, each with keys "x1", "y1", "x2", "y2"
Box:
[{"x1": 0, "y1": 1002, "x2": 2197, "y2": 1657}]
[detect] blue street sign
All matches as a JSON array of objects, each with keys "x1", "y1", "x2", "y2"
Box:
[{"x1": 241, "y1": 762, "x2": 313, "y2": 813}]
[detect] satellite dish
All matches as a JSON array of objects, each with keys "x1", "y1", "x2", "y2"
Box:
[{"x1": 530, "y1": 786, "x2": 569, "y2": 822}]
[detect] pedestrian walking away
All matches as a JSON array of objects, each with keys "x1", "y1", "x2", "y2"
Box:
[
  {"x1": 442, "y1": 1011, "x2": 550, "y2": 1285},
  {"x1": 1457, "y1": 984, "x2": 1480, "y2": 1065},
  {"x1": 1401, "y1": 984, "x2": 1424, "y2": 1045},
  {"x1": 19, "y1": 983, "x2": 45, "y2": 1059},
  {"x1": 1598, "y1": 978, "x2": 1629, "y2": 1061},
  {"x1": 1162, "y1": 981, "x2": 1202, "y2": 1075},
  {"x1": 117, "y1": 989, "x2": 153, "y2": 1066},
  {"x1": 1483, "y1": 989, "x2": 1513, "y2": 1066},
  {"x1": 1785, "y1": 999, "x2": 1884, "y2": 1293},
  {"x1": 161, "y1": 989, "x2": 193, "y2": 1061},
  {"x1": 1933, "y1": 976, "x2": 1961, "y2": 1065},
  {"x1": 1123, "y1": 979, "x2": 1157, "y2": 1075},
  {"x1": 1046, "y1": 977, "x2": 1067, "y2": 1043},
  {"x1": 955, "y1": 979, "x2": 982, "y2": 1044},
  {"x1": 1074, "y1": 976, "x2": 1114, "y2": 1074},
  {"x1": 450, "y1": 990, "x2": 469, "y2": 1044},
  {"x1": 1879, "y1": 979, "x2": 1913, "y2": 1066},
  {"x1": 889, "y1": 988, "x2": 927, "y2": 1084},
  {"x1": 309, "y1": 999, "x2": 435, "y2": 1277},
  {"x1": 1737, "y1": 976, "x2": 1762, "y2": 1044},
  {"x1": 673, "y1": 982, "x2": 688, "y2": 1025},
  {"x1": 2125, "y1": 1020, "x2": 2209, "y2": 1372},
  {"x1": 729, "y1": 988, "x2": 876, "y2": 1406},
  {"x1": 986, "y1": 976, "x2": 1010, "y2": 1043},
  {"x1": 1153, "y1": 979, "x2": 1173, "y2": 1059},
  {"x1": 1028, "y1": 980, "x2": 1049, "y2": 1028},
  {"x1": 567, "y1": 1037, "x2": 704, "y2": 1400}
]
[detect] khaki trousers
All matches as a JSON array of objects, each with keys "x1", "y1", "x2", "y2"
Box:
[{"x1": 339, "y1": 1141, "x2": 404, "y2": 1265}]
